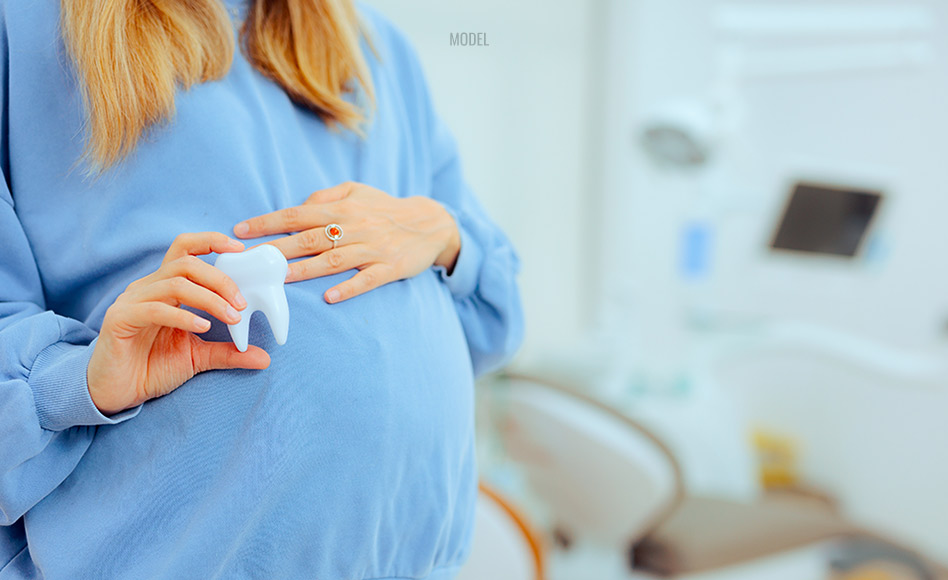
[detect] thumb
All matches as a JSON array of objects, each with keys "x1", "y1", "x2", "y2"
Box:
[{"x1": 191, "y1": 338, "x2": 271, "y2": 373}]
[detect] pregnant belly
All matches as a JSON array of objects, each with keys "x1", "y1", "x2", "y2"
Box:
[
  {"x1": 159, "y1": 265, "x2": 474, "y2": 479},
  {"x1": 26, "y1": 269, "x2": 476, "y2": 578},
  {"x1": 248, "y1": 267, "x2": 476, "y2": 478}
]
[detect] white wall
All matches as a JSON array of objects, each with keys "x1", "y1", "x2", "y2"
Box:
[
  {"x1": 600, "y1": 0, "x2": 948, "y2": 563},
  {"x1": 367, "y1": 0, "x2": 603, "y2": 364}
]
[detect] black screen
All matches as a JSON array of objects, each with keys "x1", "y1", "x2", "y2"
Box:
[{"x1": 770, "y1": 182, "x2": 882, "y2": 257}]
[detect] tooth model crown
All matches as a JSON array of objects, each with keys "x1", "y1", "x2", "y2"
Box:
[{"x1": 213, "y1": 244, "x2": 290, "y2": 352}]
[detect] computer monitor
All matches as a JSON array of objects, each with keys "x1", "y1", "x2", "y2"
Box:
[{"x1": 770, "y1": 182, "x2": 883, "y2": 258}]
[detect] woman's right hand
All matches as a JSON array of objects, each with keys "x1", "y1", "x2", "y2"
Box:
[{"x1": 87, "y1": 232, "x2": 271, "y2": 415}]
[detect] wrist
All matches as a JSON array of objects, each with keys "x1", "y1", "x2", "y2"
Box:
[
  {"x1": 86, "y1": 341, "x2": 126, "y2": 416},
  {"x1": 87, "y1": 353, "x2": 111, "y2": 415},
  {"x1": 29, "y1": 335, "x2": 140, "y2": 431},
  {"x1": 433, "y1": 207, "x2": 461, "y2": 275}
]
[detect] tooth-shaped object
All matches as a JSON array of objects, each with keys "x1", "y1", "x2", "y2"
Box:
[{"x1": 213, "y1": 244, "x2": 289, "y2": 352}]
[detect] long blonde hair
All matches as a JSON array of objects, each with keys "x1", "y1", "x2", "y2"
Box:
[{"x1": 60, "y1": 0, "x2": 375, "y2": 177}]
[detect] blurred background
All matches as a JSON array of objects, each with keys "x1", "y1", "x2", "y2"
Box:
[{"x1": 369, "y1": 0, "x2": 948, "y2": 578}]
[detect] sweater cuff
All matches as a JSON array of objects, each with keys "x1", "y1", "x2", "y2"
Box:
[
  {"x1": 432, "y1": 205, "x2": 483, "y2": 300},
  {"x1": 28, "y1": 337, "x2": 141, "y2": 431}
]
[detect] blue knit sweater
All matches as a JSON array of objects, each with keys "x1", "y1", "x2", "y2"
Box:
[{"x1": 0, "y1": 1, "x2": 524, "y2": 578}]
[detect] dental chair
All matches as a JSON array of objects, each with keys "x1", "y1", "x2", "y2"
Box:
[
  {"x1": 469, "y1": 372, "x2": 943, "y2": 580},
  {"x1": 456, "y1": 483, "x2": 544, "y2": 580}
]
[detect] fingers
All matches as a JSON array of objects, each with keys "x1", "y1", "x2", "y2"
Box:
[
  {"x1": 156, "y1": 255, "x2": 246, "y2": 310},
  {"x1": 286, "y1": 244, "x2": 373, "y2": 283},
  {"x1": 305, "y1": 181, "x2": 356, "y2": 205},
  {"x1": 263, "y1": 225, "x2": 362, "y2": 261},
  {"x1": 132, "y1": 278, "x2": 242, "y2": 325},
  {"x1": 112, "y1": 301, "x2": 212, "y2": 335},
  {"x1": 233, "y1": 204, "x2": 336, "y2": 239},
  {"x1": 191, "y1": 339, "x2": 271, "y2": 373},
  {"x1": 323, "y1": 264, "x2": 395, "y2": 304},
  {"x1": 163, "y1": 232, "x2": 244, "y2": 265}
]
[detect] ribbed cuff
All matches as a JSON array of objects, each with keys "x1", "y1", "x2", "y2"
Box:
[
  {"x1": 28, "y1": 337, "x2": 141, "y2": 431},
  {"x1": 432, "y1": 205, "x2": 483, "y2": 300}
]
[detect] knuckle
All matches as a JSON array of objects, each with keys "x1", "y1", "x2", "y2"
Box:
[
  {"x1": 369, "y1": 247, "x2": 387, "y2": 264},
  {"x1": 179, "y1": 254, "x2": 202, "y2": 272},
  {"x1": 103, "y1": 308, "x2": 129, "y2": 333},
  {"x1": 334, "y1": 198, "x2": 352, "y2": 214},
  {"x1": 359, "y1": 269, "x2": 376, "y2": 288},
  {"x1": 168, "y1": 276, "x2": 189, "y2": 293},
  {"x1": 283, "y1": 206, "x2": 301, "y2": 227},
  {"x1": 103, "y1": 305, "x2": 120, "y2": 326},
  {"x1": 292, "y1": 261, "x2": 310, "y2": 279},
  {"x1": 171, "y1": 232, "x2": 193, "y2": 249},
  {"x1": 154, "y1": 263, "x2": 172, "y2": 279},
  {"x1": 389, "y1": 256, "x2": 406, "y2": 273},
  {"x1": 191, "y1": 346, "x2": 211, "y2": 373},
  {"x1": 142, "y1": 302, "x2": 162, "y2": 319},
  {"x1": 327, "y1": 250, "x2": 344, "y2": 269},
  {"x1": 214, "y1": 298, "x2": 231, "y2": 316},
  {"x1": 301, "y1": 229, "x2": 323, "y2": 251},
  {"x1": 381, "y1": 263, "x2": 398, "y2": 281}
]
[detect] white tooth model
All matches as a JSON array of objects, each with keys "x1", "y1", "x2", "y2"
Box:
[{"x1": 213, "y1": 244, "x2": 290, "y2": 353}]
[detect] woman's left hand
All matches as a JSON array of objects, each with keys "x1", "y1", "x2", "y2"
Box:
[{"x1": 233, "y1": 182, "x2": 461, "y2": 304}]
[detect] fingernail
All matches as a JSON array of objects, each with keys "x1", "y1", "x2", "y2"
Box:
[
  {"x1": 195, "y1": 318, "x2": 211, "y2": 332},
  {"x1": 227, "y1": 238, "x2": 245, "y2": 249},
  {"x1": 326, "y1": 289, "x2": 340, "y2": 303},
  {"x1": 234, "y1": 222, "x2": 249, "y2": 236},
  {"x1": 234, "y1": 292, "x2": 247, "y2": 309},
  {"x1": 226, "y1": 306, "x2": 241, "y2": 322}
]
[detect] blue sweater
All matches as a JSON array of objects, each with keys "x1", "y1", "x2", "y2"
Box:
[{"x1": 0, "y1": 1, "x2": 524, "y2": 578}]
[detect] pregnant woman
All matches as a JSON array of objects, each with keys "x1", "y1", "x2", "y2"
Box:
[{"x1": 0, "y1": 1, "x2": 523, "y2": 578}]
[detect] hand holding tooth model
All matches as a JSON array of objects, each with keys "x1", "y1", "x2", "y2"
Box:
[{"x1": 86, "y1": 232, "x2": 271, "y2": 415}]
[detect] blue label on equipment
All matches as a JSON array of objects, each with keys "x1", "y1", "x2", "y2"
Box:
[{"x1": 681, "y1": 221, "x2": 712, "y2": 280}]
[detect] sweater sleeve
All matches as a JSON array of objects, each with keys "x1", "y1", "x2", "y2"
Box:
[
  {"x1": 425, "y1": 115, "x2": 526, "y2": 378},
  {"x1": 361, "y1": 8, "x2": 526, "y2": 377},
  {"x1": 0, "y1": 7, "x2": 138, "y2": 527}
]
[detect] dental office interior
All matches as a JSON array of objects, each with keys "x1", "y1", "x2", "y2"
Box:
[{"x1": 369, "y1": 0, "x2": 948, "y2": 578}]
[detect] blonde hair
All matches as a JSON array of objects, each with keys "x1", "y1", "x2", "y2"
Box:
[{"x1": 60, "y1": 0, "x2": 376, "y2": 177}]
